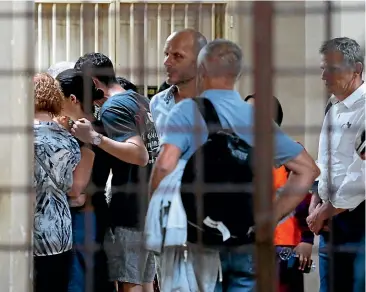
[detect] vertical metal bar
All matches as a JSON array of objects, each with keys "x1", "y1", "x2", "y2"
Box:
[
  {"x1": 253, "y1": 2, "x2": 275, "y2": 292},
  {"x1": 143, "y1": 3, "x2": 148, "y2": 97},
  {"x1": 184, "y1": 4, "x2": 189, "y2": 28},
  {"x1": 170, "y1": 4, "x2": 175, "y2": 33},
  {"x1": 82, "y1": 76, "x2": 94, "y2": 292},
  {"x1": 25, "y1": 1, "x2": 35, "y2": 288},
  {"x1": 108, "y1": 3, "x2": 117, "y2": 63},
  {"x1": 224, "y1": 3, "x2": 231, "y2": 39},
  {"x1": 129, "y1": 3, "x2": 135, "y2": 81},
  {"x1": 37, "y1": 3, "x2": 42, "y2": 72},
  {"x1": 80, "y1": 4, "x2": 84, "y2": 56},
  {"x1": 113, "y1": 1, "x2": 120, "y2": 68},
  {"x1": 157, "y1": 4, "x2": 162, "y2": 87},
  {"x1": 211, "y1": 4, "x2": 216, "y2": 40},
  {"x1": 324, "y1": 3, "x2": 334, "y2": 292},
  {"x1": 197, "y1": 3, "x2": 202, "y2": 32},
  {"x1": 94, "y1": 4, "x2": 99, "y2": 52},
  {"x1": 66, "y1": 4, "x2": 71, "y2": 61},
  {"x1": 51, "y1": 4, "x2": 57, "y2": 65}
]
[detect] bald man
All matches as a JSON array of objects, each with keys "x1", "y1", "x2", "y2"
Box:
[
  {"x1": 149, "y1": 29, "x2": 207, "y2": 138},
  {"x1": 150, "y1": 39, "x2": 319, "y2": 291},
  {"x1": 146, "y1": 29, "x2": 207, "y2": 291}
]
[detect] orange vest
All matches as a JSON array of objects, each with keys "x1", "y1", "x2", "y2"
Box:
[{"x1": 273, "y1": 166, "x2": 302, "y2": 246}]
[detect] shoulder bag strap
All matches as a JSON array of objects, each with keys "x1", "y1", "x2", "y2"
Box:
[{"x1": 192, "y1": 97, "x2": 223, "y2": 134}]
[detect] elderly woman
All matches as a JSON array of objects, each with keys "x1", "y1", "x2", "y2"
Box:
[{"x1": 33, "y1": 73, "x2": 94, "y2": 292}]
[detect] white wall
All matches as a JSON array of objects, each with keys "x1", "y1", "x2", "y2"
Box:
[
  {"x1": 35, "y1": 2, "x2": 226, "y2": 90},
  {"x1": 0, "y1": 1, "x2": 34, "y2": 291}
]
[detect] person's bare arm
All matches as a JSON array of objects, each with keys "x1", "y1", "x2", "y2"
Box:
[
  {"x1": 309, "y1": 192, "x2": 321, "y2": 214},
  {"x1": 148, "y1": 144, "x2": 181, "y2": 196},
  {"x1": 69, "y1": 146, "x2": 95, "y2": 198},
  {"x1": 97, "y1": 134, "x2": 148, "y2": 167},
  {"x1": 274, "y1": 149, "x2": 320, "y2": 223},
  {"x1": 72, "y1": 115, "x2": 149, "y2": 167}
]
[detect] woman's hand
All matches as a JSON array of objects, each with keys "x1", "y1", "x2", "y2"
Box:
[
  {"x1": 294, "y1": 242, "x2": 313, "y2": 271},
  {"x1": 69, "y1": 193, "x2": 86, "y2": 207}
]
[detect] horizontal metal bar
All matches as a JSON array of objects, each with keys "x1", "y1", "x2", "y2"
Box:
[
  {"x1": 35, "y1": 0, "x2": 113, "y2": 4},
  {"x1": 276, "y1": 3, "x2": 365, "y2": 16},
  {"x1": 0, "y1": 66, "x2": 323, "y2": 78},
  {"x1": 0, "y1": 240, "x2": 362, "y2": 255},
  {"x1": 2, "y1": 3, "x2": 364, "y2": 19},
  {"x1": 1, "y1": 183, "x2": 364, "y2": 195},
  {"x1": 0, "y1": 124, "x2": 358, "y2": 136},
  {"x1": 116, "y1": 0, "x2": 227, "y2": 3},
  {"x1": 0, "y1": 126, "x2": 33, "y2": 134}
]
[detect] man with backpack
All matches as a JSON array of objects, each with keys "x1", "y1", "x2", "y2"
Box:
[{"x1": 149, "y1": 39, "x2": 320, "y2": 290}]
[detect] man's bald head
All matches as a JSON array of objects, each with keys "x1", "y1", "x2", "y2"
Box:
[
  {"x1": 198, "y1": 39, "x2": 243, "y2": 80},
  {"x1": 47, "y1": 61, "x2": 75, "y2": 78},
  {"x1": 164, "y1": 29, "x2": 207, "y2": 86},
  {"x1": 167, "y1": 29, "x2": 207, "y2": 55}
]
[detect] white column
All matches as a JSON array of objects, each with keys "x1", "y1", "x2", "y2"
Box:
[{"x1": 0, "y1": 1, "x2": 34, "y2": 292}]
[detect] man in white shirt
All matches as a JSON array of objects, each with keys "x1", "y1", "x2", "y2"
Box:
[{"x1": 306, "y1": 37, "x2": 365, "y2": 292}]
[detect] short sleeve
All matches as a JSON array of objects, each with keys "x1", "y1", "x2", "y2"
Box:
[
  {"x1": 160, "y1": 100, "x2": 205, "y2": 156},
  {"x1": 273, "y1": 124, "x2": 304, "y2": 167},
  {"x1": 149, "y1": 95, "x2": 158, "y2": 122},
  {"x1": 69, "y1": 136, "x2": 81, "y2": 171},
  {"x1": 101, "y1": 106, "x2": 139, "y2": 142}
]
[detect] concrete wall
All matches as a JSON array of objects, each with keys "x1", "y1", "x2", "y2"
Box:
[{"x1": 0, "y1": 1, "x2": 34, "y2": 291}]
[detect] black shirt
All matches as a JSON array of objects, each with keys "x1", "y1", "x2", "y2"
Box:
[{"x1": 100, "y1": 90, "x2": 159, "y2": 230}]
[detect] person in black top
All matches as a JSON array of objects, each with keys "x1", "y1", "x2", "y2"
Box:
[
  {"x1": 56, "y1": 68, "x2": 114, "y2": 292},
  {"x1": 244, "y1": 94, "x2": 284, "y2": 126},
  {"x1": 157, "y1": 81, "x2": 170, "y2": 93},
  {"x1": 72, "y1": 53, "x2": 158, "y2": 292}
]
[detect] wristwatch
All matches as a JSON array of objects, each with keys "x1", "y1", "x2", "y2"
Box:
[{"x1": 91, "y1": 132, "x2": 103, "y2": 146}]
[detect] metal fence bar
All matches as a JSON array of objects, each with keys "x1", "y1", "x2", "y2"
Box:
[
  {"x1": 252, "y1": 2, "x2": 275, "y2": 292},
  {"x1": 324, "y1": 3, "x2": 334, "y2": 292}
]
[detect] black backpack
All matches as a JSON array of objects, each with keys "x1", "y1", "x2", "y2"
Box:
[{"x1": 180, "y1": 98, "x2": 255, "y2": 248}]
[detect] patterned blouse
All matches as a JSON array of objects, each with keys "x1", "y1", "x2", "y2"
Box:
[{"x1": 33, "y1": 121, "x2": 81, "y2": 256}]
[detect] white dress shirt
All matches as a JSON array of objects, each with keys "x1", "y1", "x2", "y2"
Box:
[{"x1": 317, "y1": 83, "x2": 366, "y2": 209}]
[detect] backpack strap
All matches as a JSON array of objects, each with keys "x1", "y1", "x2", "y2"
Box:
[{"x1": 192, "y1": 97, "x2": 223, "y2": 133}]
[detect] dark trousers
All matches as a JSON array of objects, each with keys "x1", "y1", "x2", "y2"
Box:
[
  {"x1": 69, "y1": 207, "x2": 113, "y2": 292},
  {"x1": 353, "y1": 235, "x2": 365, "y2": 292},
  {"x1": 319, "y1": 233, "x2": 363, "y2": 292},
  {"x1": 319, "y1": 202, "x2": 365, "y2": 292},
  {"x1": 34, "y1": 250, "x2": 72, "y2": 292},
  {"x1": 278, "y1": 258, "x2": 304, "y2": 292}
]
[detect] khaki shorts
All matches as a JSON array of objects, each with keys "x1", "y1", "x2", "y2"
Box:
[{"x1": 104, "y1": 227, "x2": 156, "y2": 285}]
